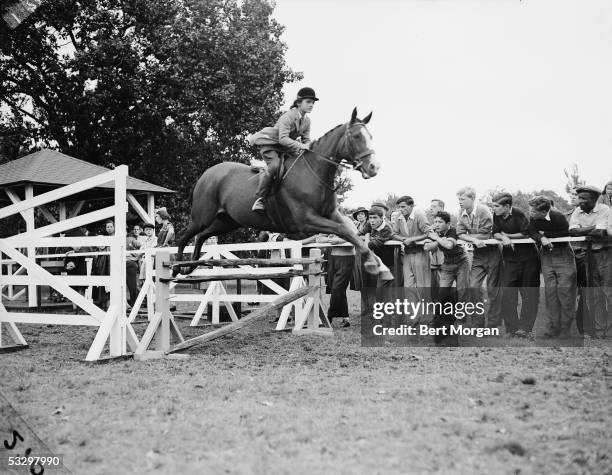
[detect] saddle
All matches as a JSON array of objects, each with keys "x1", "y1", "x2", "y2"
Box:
[{"x1": 249, "y1": 154, "x2": 287, "y2": 183}]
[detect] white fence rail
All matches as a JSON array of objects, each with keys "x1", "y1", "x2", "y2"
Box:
[{"x1": 0, "y1": 166, "x2": 130, "y2": 361}]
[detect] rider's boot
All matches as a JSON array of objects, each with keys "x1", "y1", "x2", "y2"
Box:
[{"x1": 252, "y1": 170, "x2": 273, "y2": 212}]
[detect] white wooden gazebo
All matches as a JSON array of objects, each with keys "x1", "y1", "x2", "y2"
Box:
[
  {"x1": 0, "y1": 149, "x2": 174, "y2": 224},
  {"x1": 0, "y1": 149, "x2": 174, "y2": 307}
]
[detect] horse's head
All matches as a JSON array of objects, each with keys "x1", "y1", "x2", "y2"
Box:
[{"x1": 343, "y1": 107, "x2": 380, "y2": 179}]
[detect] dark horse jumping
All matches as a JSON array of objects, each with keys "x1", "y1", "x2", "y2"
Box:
[{"x1": 175, "y1": 108, "x2": 382, "y2": 274}]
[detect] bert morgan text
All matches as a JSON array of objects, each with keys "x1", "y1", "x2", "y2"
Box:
[{"x1": 372, "y1": 324, "x2": 500, "y2": 337}]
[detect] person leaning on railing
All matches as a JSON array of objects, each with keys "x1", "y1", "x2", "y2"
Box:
[
  {"x1": 492, "y1": 192, "x2": 541, "y2": 339},
  {"x1": 423, "y1": 211, "x2": 470, "y2": 346},
  {"x1": 569, "y1": 185, "x2": 611, "y2": 339},
  {"x1": 308, "y1": 215, "x2": 357, "y2": 328},
  {"x1": 390, "y1": 195, "x2": 432, "y2": 296},
  {"x1": 527, "y1": 196, "x2": 577, "y2": 339},
  {"x1": 364, "y1": 206, "x2": 395, "y2": 285},
  {"x1": 456, "y1": 187, "x2": 502, "y2": 330}
]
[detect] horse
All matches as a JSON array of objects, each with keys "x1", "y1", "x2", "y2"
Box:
[{"x1": 175, "y1": 108, "x2": 382, "y2": 275}]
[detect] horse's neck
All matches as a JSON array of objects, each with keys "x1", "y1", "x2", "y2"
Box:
[
  {"x1": 310, "y1": 124, "x2": 345, "y2": 159},
  {"x1": 305, "y1": 125, "x2": 345, "y2": 185}
]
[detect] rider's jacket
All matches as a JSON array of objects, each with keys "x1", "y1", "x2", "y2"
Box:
[{"x1": 247, "y1": 108, "x2": 311, "y2": 153}]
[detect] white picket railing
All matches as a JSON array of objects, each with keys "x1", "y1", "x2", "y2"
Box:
[{"x1": 0, "y1": 166, "x2": 131, "y2": 361}]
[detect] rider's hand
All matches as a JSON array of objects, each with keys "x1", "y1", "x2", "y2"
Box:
[{"x1": 300, "y1": 142, "x2": 310, "y2": 151}]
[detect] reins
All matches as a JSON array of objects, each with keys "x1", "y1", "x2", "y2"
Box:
[{"x1": 280, "y1": 122, "x2": 375, "y2": 188}]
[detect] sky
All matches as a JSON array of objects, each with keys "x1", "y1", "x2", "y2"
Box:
[{"x1": 272, "y1": 0, "x2": 612, "y2": 212}]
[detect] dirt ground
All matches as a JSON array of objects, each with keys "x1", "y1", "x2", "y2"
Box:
[{"x1": 1, "y1": 289, "x2": 612, "y2": 475}]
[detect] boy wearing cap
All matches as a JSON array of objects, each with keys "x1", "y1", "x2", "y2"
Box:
[
  {"x1": 528, "y1": 196, "x2": 576, "y2": 338},
  {"x1": 569, "y1": 185, "x2": 611, "y2": 338},
  {"x1": 248, "y1": 87, "x2": 319, "y2": 212}
]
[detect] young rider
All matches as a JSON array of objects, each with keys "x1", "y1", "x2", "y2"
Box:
[{"x1": 249, "y1": 87, "x2": 319, "y2": 212}]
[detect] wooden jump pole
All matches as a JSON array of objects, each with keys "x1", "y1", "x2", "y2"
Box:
[
  {"x1": 164, "y1": 257, "x2": 326, "y2": 268},
  {"x1": 161, "y1": 268, "x2": 322, "y2": 284},
  {"x1": 166, "y1": 285, "x2": 317, "y2": 354}
]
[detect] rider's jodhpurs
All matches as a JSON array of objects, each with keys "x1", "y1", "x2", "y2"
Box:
[{"x1": 255, "y1": 146, "x2": 282, "y2": 199}]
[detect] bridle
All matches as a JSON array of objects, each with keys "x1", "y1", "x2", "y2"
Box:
[
  {"x1": 306, "y1": 122, "x2": 375, "y2": 171},
  {"x1": 281, "y1": 121, "x2": 375, "y2": 190},
  {"x1": 337, "y1": 121, "x2": 376, "y2": 172}
]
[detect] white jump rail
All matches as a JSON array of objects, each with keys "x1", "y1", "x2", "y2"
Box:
[
  {"x1": 0, "y1": 166, "x2": 134, "y2": 361},
  {"x1": 129, "y1": 240, "x2": 325, "y2": 331},
  {"x1": 134, "y1": 248, "x2": 332, "y2": 360}
]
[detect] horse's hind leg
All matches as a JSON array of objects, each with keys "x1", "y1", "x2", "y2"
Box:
[
  {"x1": 177, "y1": 215, "x2": 239, "y2": 275},
  {"x1": 191, "y1": 233, "x2": 207, "y2": 262},
  {"x1": 176, "y1": 220, "x2": 202, "y2": 264}
]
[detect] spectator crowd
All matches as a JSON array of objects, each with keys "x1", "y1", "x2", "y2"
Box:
[{"x1": 318, "y1": 180, "x2": 612, "y2": 342}]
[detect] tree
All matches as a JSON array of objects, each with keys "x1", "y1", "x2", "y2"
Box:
[
  {"x1": 333, "y1": 172, "x2": 353, "y2": 205},
  {"x1": 481, "y1": 187, "x2": 572, "y2": 214},
  {"x1": 0, "y1": 0, "x2": 301, "y2": 235},
  {"x1": 563, "y1": 163, "x2": 586, "y2": 195},
  {"x1": 377, "y1": 193, "x2": 401, "y2": 212}
]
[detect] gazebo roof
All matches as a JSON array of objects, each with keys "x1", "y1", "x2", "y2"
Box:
[{"x1": 0, "y1": 149, "x2": 174, "y2": 196}]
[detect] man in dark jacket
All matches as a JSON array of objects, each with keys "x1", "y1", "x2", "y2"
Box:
[
  {"x1": 492, "y1": 192, "x2": 540, "y2": 337},
  {"x1": 528, "y1": 196, "x2": 576, "y2": 338}
]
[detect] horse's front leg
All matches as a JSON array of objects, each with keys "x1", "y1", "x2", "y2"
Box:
[{"x1": 300, "y1": 210, "x2": 379, "y2": 274}]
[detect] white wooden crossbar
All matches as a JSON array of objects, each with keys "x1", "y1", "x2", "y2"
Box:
[
  {"x1": 0, "y1": 168, "x2": 120, "y2": 220},
  {"x1": 0, "y1": 240, "x2": 106, "y2": 323},
  {"x1": 6, "y1": 206, "x2": 117, "y2": 242},
  {"x1": 2, "y1": 275, "x2": 111, "y2": 286}
]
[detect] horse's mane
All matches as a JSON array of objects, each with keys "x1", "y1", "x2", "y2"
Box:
[{"x1": 310, "y1": 123, "x2": 345, "y2": 149}]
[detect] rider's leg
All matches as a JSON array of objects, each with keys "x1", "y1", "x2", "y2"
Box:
[{"x1": 253, "y1": 147, "x2": 281, "y2": 211}]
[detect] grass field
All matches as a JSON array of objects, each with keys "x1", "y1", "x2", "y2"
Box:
[{"x1": 1, "y1": 289, "x2": 612, "y2": 475}]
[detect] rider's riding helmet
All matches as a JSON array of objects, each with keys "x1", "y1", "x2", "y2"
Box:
[{"x1": 291, "y1": 87, "x2": 319, "y2": 108}]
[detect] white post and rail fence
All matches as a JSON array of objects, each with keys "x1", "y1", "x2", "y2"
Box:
[{"x1": 0, "y1": 164, "x2": 596, "y2": 360}]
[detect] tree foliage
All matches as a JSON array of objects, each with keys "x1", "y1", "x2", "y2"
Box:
[
  {"x1": 563, "y1": 163, "x2": 586, "y2": 195},
  {"x1": 481, "y1": 187, "x2": 572, "y2": 214},
  {"x1": 0, "y1": 0, "x2": 301, "y2": 236}
]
